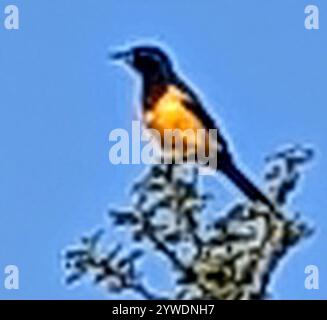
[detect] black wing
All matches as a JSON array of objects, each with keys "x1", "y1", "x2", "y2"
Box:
[{"x1": 173, "y1": 77, "x2": 229, "y2": 154}]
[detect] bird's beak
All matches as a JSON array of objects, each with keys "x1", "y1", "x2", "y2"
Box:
[{"x1": 109, "y1": 50, "x2": 133, "y2": 65}]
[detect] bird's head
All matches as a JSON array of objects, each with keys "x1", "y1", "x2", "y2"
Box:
[{"x1": 110, "y1": 45, "x2": 174, "y2": 83}]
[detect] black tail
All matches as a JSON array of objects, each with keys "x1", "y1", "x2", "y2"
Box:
[{"x1": 219, "y1": 158, "x2": 275, "y2": 211}]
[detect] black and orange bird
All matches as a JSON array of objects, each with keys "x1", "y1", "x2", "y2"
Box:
[{"x1": 111, "y1": 45, "x2": 275, "y2": 210}]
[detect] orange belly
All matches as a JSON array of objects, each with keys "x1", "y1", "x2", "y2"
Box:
[{"x1": 144, "y1": 85, "x2": 211, "y2": 160}]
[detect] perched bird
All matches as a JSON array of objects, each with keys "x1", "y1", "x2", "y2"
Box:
[{"x1": 111, "y1": 45, "x2": 275, "y2": 210}]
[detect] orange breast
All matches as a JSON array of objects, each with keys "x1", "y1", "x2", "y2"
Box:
[
  {"x1": 150, "y1": 86, "x2": 203, "y2": 130},
  {"x1": 144, "y1": 85, "x2": 211, "y2": 160}
]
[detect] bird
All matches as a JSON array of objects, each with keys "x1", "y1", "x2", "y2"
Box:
[{"x1": 110, "y1": 44, "x2": 275, "y2": 211}]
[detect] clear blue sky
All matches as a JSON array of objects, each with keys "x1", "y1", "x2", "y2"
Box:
[{"x1": 0, "y1": 0, "x2": 326, "y2": 299}]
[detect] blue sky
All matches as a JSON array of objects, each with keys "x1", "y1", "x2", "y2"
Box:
[{"x1": 0, "y1": 0, "x2": 326, "y2": 299}]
